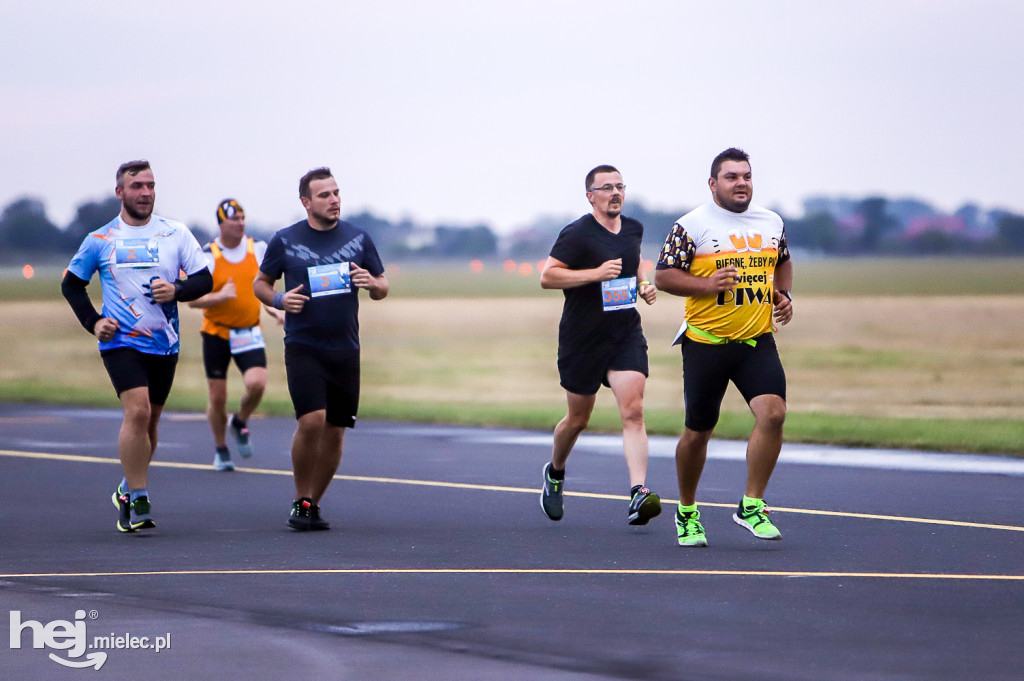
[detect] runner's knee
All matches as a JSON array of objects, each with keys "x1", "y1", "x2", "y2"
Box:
[
  {"x1": 752, "y1": 396, "x2": 786, "y2": 430},
  {"x1": 561, "y1": 412, "x2": 590, "y2": 435},
  {"x1": 619, "y1": 404, "x2": 645, "y2": 430},
  {"x1": 297, "y1": 410, "x2": 328, "y2": 432},
  {"x1": 122, "y1": 399, "x2": 151, "y2": 428},
  {"x1": 243, "y1": 370, "x2": 267, "y2": 394}
]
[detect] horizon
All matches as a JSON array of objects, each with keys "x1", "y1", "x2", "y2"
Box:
[{"x1": 3, "y1": 2, "x2": 1023, "y2": 234}]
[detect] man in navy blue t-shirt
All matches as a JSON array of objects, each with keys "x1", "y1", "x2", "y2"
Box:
[{"x1": 255, "y1": 167, "x2": 389, "y2": 531}]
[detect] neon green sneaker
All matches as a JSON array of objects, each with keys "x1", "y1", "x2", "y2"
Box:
[
  {"x1": 732, "y1": 497, "x2": 781, "y2": 540},
  {"x1": 675, "y1": 506, "x2": 707, "y2": 547}
]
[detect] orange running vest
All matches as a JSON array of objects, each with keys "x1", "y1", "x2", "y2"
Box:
[{"x1": 200, "y1": 238, "x2": 262, "y2": 339}]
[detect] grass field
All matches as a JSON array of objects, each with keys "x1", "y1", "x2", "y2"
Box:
[{"x1": 1, "y1": 258, "x2": 1022, "y2": 455}]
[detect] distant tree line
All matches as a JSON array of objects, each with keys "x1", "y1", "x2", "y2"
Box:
[
  {"x1": 2, "y1": 193, "x2": 1023, "y2": 264},
  {"x1": 782, "y1": 196, "x2": 1024, "y2": 256}
]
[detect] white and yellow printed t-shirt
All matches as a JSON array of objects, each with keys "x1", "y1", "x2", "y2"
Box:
[{"x1": 656, "y1": 201, "x2": 790, "y2": 344}]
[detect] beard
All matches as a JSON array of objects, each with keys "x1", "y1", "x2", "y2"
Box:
[
  {"x1": 310, "y1": 207, "x2": 340, "y2": 226},
  {"x1": 122, "y1": 200, "x2": 154, "y2": 222},
  {"x1": 715, "y1": 191, "x2": 751, "y2": 214}
]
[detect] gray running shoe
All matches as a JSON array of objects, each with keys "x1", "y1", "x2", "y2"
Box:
[
  {"x1": 213, "y1": 448, "x2": 235, "y2": 471},
  {"x1": 112, "y1": 484, "x2": 134, "y2": 533},
  {"x1": 540, "y1": 462, "x2": 564, "y2": 521},
  {"x1": 230, "y1": 414, "x2": 252, "y2": 458}
]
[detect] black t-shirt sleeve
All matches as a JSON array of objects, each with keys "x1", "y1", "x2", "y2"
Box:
[
  {"x1": 361, "y1": 234, "x2": 385, "y2": 277},
  {"x1": 549, "y1": 224, "x2": 584, "y2": 268},
  {"x1": 260, "y1": 233, "x2": 285, "y2": 280}
]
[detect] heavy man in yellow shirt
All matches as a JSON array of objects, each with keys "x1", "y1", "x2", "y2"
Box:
[{"x1": 655, "y1": 148, "x2": 794, "y2": 547}]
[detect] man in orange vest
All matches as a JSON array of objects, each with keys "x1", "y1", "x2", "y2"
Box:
[{"x1": 188, "y1": 199, "x2": 284, "y2": 470}]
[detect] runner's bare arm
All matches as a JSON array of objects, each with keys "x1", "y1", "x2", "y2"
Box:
[
  {"x1": 254, "y1": 272, "x2": 308, "y2": 314},
  {"x1": 350, "y1": 264, "x2": 389, "y2": 300},
  {"x1": 773, "y1": 258, "x2": 794, "y2": 325},
  {"x1": 654, "y1": 266, "x2": 739, "y2": 297},
  {"x1": 187, "y1": 279, "x2": 237, "y2": 309},
  {"x1": 540, "y1": 257, "x2": 622, "y2": 289}
]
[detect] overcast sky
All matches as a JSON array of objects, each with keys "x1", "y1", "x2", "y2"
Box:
[{"x1": 2, "y1": 1, "x2": 1021, "y2": 234}]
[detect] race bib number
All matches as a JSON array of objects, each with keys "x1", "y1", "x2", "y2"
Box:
[
  {"x1": 307, "y1": 262, "x2": 351, "y2": 297},
  {"x1": 229, "y1": 326, "x2": 266, "y2": 354},
  {"x1": 601, "y1": 276, "x2": 637, "y2": 311},
  {"x1": 114, "y1": 238, "x2": 159, "y2": 269}
]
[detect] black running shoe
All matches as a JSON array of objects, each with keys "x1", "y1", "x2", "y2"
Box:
[
  {"x1": 309, "y1": 504, "x2": 331, "y2": 531},
  {"x1": 288, "y1": 498, "x2": 313, "y2": 531},
  {"x1": 540, "y1": 462, "x2": 564, "y2": 521},
  {"x1": 627, "y1": 486, "x2": 662, "y2": 526},
  {"x1": 111, "y1": 485, "x2": 134, "y2": 533},
  {"x1": 130, "y1": 495, "x2": 156, "y2": 531},
  {"x1": 230, "y1": 414, "x2": 252, "y2": 458}
]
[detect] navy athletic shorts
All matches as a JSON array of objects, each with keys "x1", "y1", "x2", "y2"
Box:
[{"x1": 284, "y1": 343, "x2": 360, "y2": 428}]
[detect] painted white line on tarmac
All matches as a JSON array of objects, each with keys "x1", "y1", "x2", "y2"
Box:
[
  {"x1": 4, "y1": 406, "x2": 1022, "y2": 476},
  {"x1": 447, "y1": 431, "x2": 1024, "y2": 476}
]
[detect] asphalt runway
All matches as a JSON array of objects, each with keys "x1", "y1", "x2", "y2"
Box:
[{"x1": 1, "y1": 402, "x2": 1022, "y2": 680}]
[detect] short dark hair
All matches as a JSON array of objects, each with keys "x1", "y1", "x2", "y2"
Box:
[
  {"x1": 710, "y1": 148, "x2": 750, "y2": 180},
  {"x1": 299, "y1": 167, "x2": 333, "y2": 198},
  {"x1": 585, "y1": 164, "x2": 620, "y2": 191},
  {"x1": 116, "y1": 160, "x2": 151, "y2": 187}
]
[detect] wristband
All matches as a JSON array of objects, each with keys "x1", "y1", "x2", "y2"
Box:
[
  {"x1": 272, "y1": 292, "x2": 285, "y2": 310},
  {"x1": 778, "y1": 289, "x2": 792, "y2": 301},
  {"x1": 639, "y1": 280, "x2": 651, "y2": 286}
]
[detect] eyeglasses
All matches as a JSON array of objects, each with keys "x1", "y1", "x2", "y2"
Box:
[{"x1": 589, "y1": 184, "x2": 626, "y2": 193}]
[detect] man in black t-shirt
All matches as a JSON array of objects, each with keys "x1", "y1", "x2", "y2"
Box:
[
  {"x1": 254, "y1": 167, "x2": 389, "y2": 531},
  {"x1": 538, "y1": 165, "x2": 661, "y2": 526}
]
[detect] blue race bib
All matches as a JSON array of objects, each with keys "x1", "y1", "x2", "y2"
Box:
[
  {"x1": 114, "y1": 239, "x2": 160, "y2": 268},
  {"x1": 228, "y1": 326, "x2": 266, "y2": 354},
  {"x1": 307, "y1": 263, "x2": 351, "y2": 297},
  {"x1": 601, "y1": 276, "x2": 637, "y2": 311}
]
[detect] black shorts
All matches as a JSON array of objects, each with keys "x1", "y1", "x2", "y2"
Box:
[
  {"x1": 100, "y1": 347, "x2": 179, "y2": 405},
  {"x1": 202, "y1": 332, "x2": 267, "y2": 380},
  {"x1": 558, "y1": 330, "x2": 649, "y2": 396},
  {"x1": 284, "y1": 343, "x2": 360, "y2": 428},
  {"x1": 681, "y1": 333, "x2": 786, "y2": 432}
]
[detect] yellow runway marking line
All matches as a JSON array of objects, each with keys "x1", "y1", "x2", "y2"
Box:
[
  {"x1": 1, "y1": 568, "x2": 1022, "y2": 581},
  {"x1": 3, "y1": 448, "x2": 1023, "y2": 533}
]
